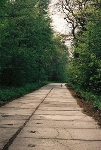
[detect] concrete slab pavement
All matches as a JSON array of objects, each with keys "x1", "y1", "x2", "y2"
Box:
[{"x1": 0, "y1": 83, "x2": 101, "y2": 150}]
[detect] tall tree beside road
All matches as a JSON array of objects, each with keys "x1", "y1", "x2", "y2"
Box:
[{"x1": 66, "y1": 0, "x2": 101, "y2": 94}]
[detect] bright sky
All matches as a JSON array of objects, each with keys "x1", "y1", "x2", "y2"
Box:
[
  {"x1": 49, "y1": 0, "x2": 71, "y2": 35},
  {"x1": 49, "y1": 0, "x2": 72, "y2": 48}
]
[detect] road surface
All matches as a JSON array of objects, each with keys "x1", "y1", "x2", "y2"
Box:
[{"x1": 0, "y1": 83, "x2": 101, "y2": 150}]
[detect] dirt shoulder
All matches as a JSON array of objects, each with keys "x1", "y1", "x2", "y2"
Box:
[{"x1": 66, "y1": 84, "x2": 101, "y2": 128}]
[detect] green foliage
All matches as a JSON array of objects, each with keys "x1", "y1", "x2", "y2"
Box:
[
  {"x1": 0, "y1": 81, "x2": 49, "y2": 104},
  {"x1": 0, "y1": 0, "x2": 68, "y2": 88},
  {"x1": 67, "y1": 1, "x2": 101, "y2": 109},
  {"x1": 51, "y1": 36, "x2": 68, "y2": 82}
]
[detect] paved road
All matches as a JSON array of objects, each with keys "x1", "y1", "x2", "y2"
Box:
[{"x1": 0, "y1": 83, "x2": 101, "y2": 150}]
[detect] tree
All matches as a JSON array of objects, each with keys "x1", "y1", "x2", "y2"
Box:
[
  {"x1": 61, "y1": 0, "x2": 97, "y2": 39},
  {"x1": 67, "y1": 2, "x2": 101, "y2": 94}
]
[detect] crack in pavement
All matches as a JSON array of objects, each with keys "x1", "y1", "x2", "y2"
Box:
[
  {"x1": 55, "y1": 139, "x2": 72, "y2": 150},
  {"x1": 54, "y1": 128, "x2": 60, "y2": 138}
]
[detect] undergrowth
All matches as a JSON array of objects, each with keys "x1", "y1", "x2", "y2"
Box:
[
  {"x1": 67, "y1": 83, "x2": 101, "y2": 110},
  {"x1": 0, "y1": 81, "x2": 48, "y2": 105}
]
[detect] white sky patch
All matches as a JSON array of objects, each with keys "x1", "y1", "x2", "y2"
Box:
[
  {"x1": 49, "y1": 0, "x2": 71, "y2": 35},
  {"x1": 51, "y1": 14, "x2": 69, "y2": 34}
]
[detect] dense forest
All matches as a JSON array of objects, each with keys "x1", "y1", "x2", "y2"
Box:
[
  {"x1": 0, "y1": 0, "x2": 68, "y2": 103},
  {"x1": 62, "y1": 0, "x2": 101, "y2": 109}
]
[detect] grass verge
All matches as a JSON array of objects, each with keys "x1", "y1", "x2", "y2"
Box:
[
  {"x1": 66, "y1": 83, "x2": 101, "y2": 110},
  {"x1": 0, "y1": 81, "x2": 49, "y2": 106}
]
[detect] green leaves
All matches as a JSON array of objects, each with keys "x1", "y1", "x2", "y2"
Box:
[
  {"x1": 67, "y1": 1, "x2": 101, "y2": 94},
  {"x1": 0, "y1": 0, "x2": 68, "y2": 87}
]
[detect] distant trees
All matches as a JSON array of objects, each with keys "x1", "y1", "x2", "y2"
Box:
[{"x1": 0, "y1": 0, "x2": 68, "y2": 87}]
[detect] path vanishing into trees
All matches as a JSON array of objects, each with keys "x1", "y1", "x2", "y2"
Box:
[{"x1": 0, "y1": 83, "x2": 101, "y2": 150}]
